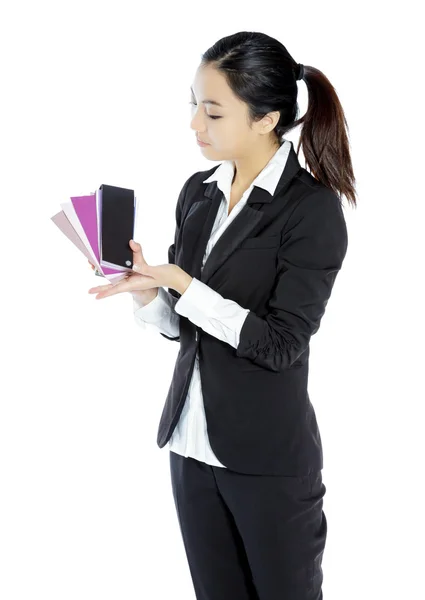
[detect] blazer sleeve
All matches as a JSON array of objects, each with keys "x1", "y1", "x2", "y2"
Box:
[
  {"x1": 158, "y1": 172, "x2": 197, "y2": 342},
  {"x1": 235, "y1": 188, "x2": 348, "y2": 372}
]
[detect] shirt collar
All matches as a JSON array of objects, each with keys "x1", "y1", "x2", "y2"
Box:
[{"x1": 202, "y1": 138, "x2": 292, "y2": 199}]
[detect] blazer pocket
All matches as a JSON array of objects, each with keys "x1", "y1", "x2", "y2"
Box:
[{"x1": 238, "y1": 234, "x2": 281, "y2": 249}]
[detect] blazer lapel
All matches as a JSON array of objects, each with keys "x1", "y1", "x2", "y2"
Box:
[
  {"x1": 182, "y1": 140, "x2": 304, "y2": 286},
  {"x1": 199, "y1": 185, "x2": 268, "y2": 284}
]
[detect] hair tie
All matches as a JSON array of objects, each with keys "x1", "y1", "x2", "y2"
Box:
[{"x1": 296, "y1": 63, "x2": 304, "y2": 81}]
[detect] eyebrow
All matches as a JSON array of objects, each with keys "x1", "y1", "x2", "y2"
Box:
[{"x1": 190, "y1": 86, "x2": 225, "y2": 108}]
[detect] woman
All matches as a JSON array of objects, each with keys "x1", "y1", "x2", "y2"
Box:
[{"x1": 89, "y1": 31, "x2": 356, "y2": 600}]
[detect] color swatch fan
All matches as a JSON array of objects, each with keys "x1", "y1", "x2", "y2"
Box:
[{"x1": 50, "y1": 184, "x2": 138, "y2": 283}]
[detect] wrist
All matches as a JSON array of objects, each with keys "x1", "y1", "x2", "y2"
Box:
[
  {"x1": 132, "y1": 288, "x2": 158, "y2": 306},
  {"x1": 172, "y1": 266, "x2": 193, "y2": 295}
]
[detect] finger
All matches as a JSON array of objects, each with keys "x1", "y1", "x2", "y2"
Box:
[
  {"x1": 88, "y1": 276, "x2": 132, "y2": 299},
  {"x1": 88, "y1": 283, "x2": 121, "y2": 298},
  {"x1": 129, "y1": 239, "x2": 146, "y2": 271}
]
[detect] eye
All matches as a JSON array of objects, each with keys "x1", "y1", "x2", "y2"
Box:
[{"x1": 189, "y1": 101, "x2": 222, "y2": 120}]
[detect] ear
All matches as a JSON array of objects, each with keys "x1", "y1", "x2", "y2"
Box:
[{"x1": 262, "y1": 110, "x2": 280, "y2": 134}]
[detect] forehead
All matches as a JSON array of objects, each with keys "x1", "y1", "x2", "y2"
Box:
[
  {"x1": 190, "y1": 86, "x2": 225, "y2": 107},
  {"x1": 190, "y1": 66, "x2": 233, "y2": 108}
]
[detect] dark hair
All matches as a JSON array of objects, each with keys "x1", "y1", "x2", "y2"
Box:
[{"x1": 201, "y1": 31, "x2": 357, "y2": 208}]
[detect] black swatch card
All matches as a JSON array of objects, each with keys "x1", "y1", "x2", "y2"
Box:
[{"x1": 99, "y1": 184, "x2": 135, "y2": 270}]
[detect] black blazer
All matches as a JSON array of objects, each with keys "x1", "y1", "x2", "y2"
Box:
[{"x1": 157, "y1": 141, "x2": 348, "y2": 476}]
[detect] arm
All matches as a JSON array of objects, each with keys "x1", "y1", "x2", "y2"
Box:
[
  {"x1": 174, "y1": 277, "x2": 250, "y2": 348},
  {"x1": 132, "y1": 287, "x2": 180, "y2": 338},
  {"x1": 175, "y1": 189, "x2": 348, "y2": 371}
]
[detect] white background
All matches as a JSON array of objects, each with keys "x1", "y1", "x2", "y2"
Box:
[{"x1": 1, "y1": 1, "x2": 423, "y2": 598}]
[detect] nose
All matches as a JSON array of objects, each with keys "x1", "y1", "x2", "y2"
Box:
[{"x1": 190, "y1": 108, "x2": 207, "y2": 133}]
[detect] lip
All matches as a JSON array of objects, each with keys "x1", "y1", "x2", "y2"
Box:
[{"x1": 197, "y1": 138, "x2": 210, "y2": 146}]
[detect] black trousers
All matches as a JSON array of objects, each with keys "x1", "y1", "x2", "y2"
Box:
[{"x1": 169, "y1": 450, "x2": 327, "y2": 600}]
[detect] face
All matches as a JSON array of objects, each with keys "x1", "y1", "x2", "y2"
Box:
[{"x1": 190, "y1": 63, "x2": 279, "y2": 161}]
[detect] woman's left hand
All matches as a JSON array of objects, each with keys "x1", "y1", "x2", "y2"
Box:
[{"x1": 88, "y1": 239, "x2": 187, "y2": 300}]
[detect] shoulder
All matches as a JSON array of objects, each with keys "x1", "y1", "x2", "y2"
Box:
[
  {"x1": 177, "y1": 164, "x2": 219, "y2": 198},
  {"x1": 290, "y1": 168, "x2": 346, "y2": 223},
  {"x1": 185, "y1": 165, "x2": 221, "y2": 190},
  {"x1": 176, "y1": 165, "x2": 222, "y2": 214},
  {"x1": 283, "y1": 170, "x2": 348, "y2": 259}
]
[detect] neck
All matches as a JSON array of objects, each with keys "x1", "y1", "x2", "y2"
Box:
[{"x1": 231, "y1": 141, "x2": 282, "y2": 189}]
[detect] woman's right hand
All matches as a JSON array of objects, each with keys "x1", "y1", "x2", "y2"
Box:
[{"x1": 87, "y1": 245, "x2": 159, "y2": 306}]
